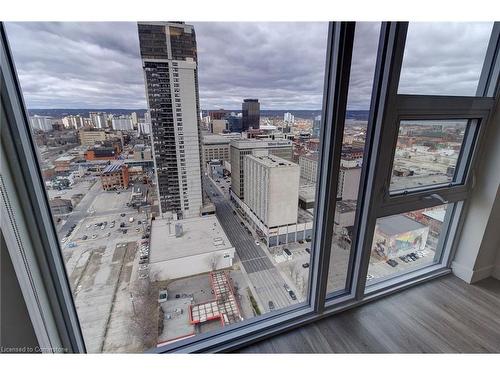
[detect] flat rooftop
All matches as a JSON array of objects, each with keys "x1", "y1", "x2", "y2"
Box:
[
  {"x1": 150, "y1": 215, "x2": 234, "y2": 263},
  {"x1": 377, "y1": 214, "x2": 427, "y2": 236},
  {"x1": 298, "y1": 184, "x2": 316, "y2": 203},
  {"x1": 157, "y1": 298, "x2": 195, "y2": 346},
  {"x1": 245, "y1": 154, "x2": 298, "y2": 168},
  {"x1": 230, "y1": 138, "x2": 292, "y2": 149},
  {"x1": 423, "y1": 208, "x2": 446, "y2": 223}
]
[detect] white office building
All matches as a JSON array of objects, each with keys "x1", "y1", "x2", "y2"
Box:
[{"x1": 243, "y1": 154, "x2": 300, "y2": 228}]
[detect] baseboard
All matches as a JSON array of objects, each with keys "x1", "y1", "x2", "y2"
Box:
[
  {"x1": 452, "y1": 261, "x2": 498, "y2": 283},
  {"x1": 493, "y1": 265, "x2": 500, "y2": 281}
]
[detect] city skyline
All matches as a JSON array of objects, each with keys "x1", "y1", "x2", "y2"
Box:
[{"x1": 5, "y1": 22, "x2": 493, "y2": 110}]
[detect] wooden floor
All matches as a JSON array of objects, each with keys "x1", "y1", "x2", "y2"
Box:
[{"x1": 237, "y1": 275, "x2": 500, "y2": 353}]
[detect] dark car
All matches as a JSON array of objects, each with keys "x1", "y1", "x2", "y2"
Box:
[
  {"x1": 386, "y1": 259, "x2": 399, "y2": 267},
  {"x1": 268, "y1": 301, "x2": 275, "y2": 311},
  {"x1": 120, "y1": 213, "x2": 126, "y2": 217},
  {"x1": 409, "y1": 253, "x2": 418, "y2": 261},
  {"x1": 82, "y1": 235, "x2": 88, "y2": 240},
  {"x1": 289, "y1": 291, "x2": 297, "y2": 300},
  {"x1": 298, "y1": 240, "x2": 304, "y2": 244},
  {"x1": 120, "y1": 222, "x2": 125, "y2": 228},
  {"x1": 305, "y1": 248, "x2": 311, "y2": 254},
  {"x1": 302, "y1": 263, "x2": 310, "y2": 268}
]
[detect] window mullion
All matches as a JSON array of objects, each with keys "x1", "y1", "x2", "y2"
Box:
[
  {"x1": 309, "y1": 22, "x2": 355, "y2": 313},
  {"x1": 353, "y1": 22, "x2": 408, "y2": 299}
]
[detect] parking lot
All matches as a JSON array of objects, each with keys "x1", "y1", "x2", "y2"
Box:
[{"x1": 58, "y1": 183, "x2": 152, "y2": 352}]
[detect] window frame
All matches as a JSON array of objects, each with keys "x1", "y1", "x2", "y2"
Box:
[
  {"x1": 353, "y1": 21, "x2": 500, "y2": 295},
  {"x1": 1, "y1": 21, "x2": 498, "y2": 354}
]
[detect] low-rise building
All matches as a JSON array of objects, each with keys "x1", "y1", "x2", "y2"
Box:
[
  {"x1": 149, "y1": 216, "x2": 235, "y2": 281},
  {"x1": 100, "y1": 163, "x2": 129, "y2": 190},
  {"x1": 84, "y1": 146, "x2": 118, "y2": 161},
  {"x1": 54, "y1": 155, "x2": 76, "y2": 173}
]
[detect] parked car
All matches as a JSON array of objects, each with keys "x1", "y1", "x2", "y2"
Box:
[
  {"x1": 305, "y1": 248, "x2": 311, "y2": 254},
  {"x1": 120, "y1": 213, "x2": 126, "y2": 217},
  {"x1": 255, "y1": 241, "x2": 260, "y2": 246},
  {"x1": 302, "y1": 263, "x2": 310, "y2": 268},
  {"x1": 289, "y1": 291, "x2": 297, "y2": 300},
  {"x1": 386, "y1": 259, "x2": 399, "y2": 267},
  {"x1": 92, "y1": 234, "x2": 97, "y2": 239},
  {"x1": 268, "y1": 301, "x2": 275, "y2": 311},
  {"x1": 82, "y1": 235, "x2": 88, "y2": 240},
  {"x1": 120, "y1": 222, "x2": 125, "y2": 228}
]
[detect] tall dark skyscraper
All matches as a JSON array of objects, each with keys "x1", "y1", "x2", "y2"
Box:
[
  {"x1": 138, "y1": 22, "x2": 203, "y2": 219},
  {"x1": 242, "y1": 98, "x2": 260, "y2": 130}
]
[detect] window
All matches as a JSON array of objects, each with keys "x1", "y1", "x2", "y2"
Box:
[
  {"x1": 389, "y1": 119, "x2": 473, "y2": 192},
  {"x1": 398, "y1": 22, "x2": 494, "y2": 96},
  {"x1": 1, "y1": 21, "x2": 498, "y2": 354},
  {"x1": 366, "y1": 203, "x2": 452, "y2": 283}
]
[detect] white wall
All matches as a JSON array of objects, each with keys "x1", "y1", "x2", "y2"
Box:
[
  {"x1": 149, "y1": 247, "x2": 235, "y2": 281},
  {"x1": 452, "y1": 99, "x2": 500, "y2": 282}
]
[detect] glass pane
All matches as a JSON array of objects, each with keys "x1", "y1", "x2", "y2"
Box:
[
  {"x1": 366, "y1": 204, "x2": 451, "y2": 284},
  {"x1": 5, "y1": 21, "x2": 328, "y2": 352},
  {"x1": 390, "y1": 119, "x2": 469, "y2": 192},
  {"x1": 398, "y1": 22, "x2": 494, "y2": 96},
  {"x1": 326, "y1": 22, "x2": 381, "y2": 295}
]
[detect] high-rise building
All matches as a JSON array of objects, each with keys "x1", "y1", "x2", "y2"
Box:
[
  {"x1": 284, "y1": 112, "x2": 295, "y2": 124},
  {"x1": 243, "y1": 154, "x2": 300, "y2": 228},
  {"x1": 62, "y1": 115, "x2": 85, "y2": 129},
  {"x1": 131, "y1": 112, "x2": 138, "y2": 126},
  {"x1": 229, "y1": 139, "x2": 293, "y2": 199},
  {"x1": 312, "y1": 115, "x2": 321, "y2": 138},
  {"x1": 29, "y1": 115, "x2": 53, "y2": 132},
  {"x1": 138, "y1": 22, "x2": 203, "y2": 219},
  {"x1": 210, "y1": 119, "x2": 227, "y2": 134},
  {"x1": 227, "y1": 113, "x2": 243, "y2": 133},
  {"x1": 89, "y1": 112, "x2": 107, "y2": 129},
  {"x1": 242, "y1": 99, "x2": 260, "y2": 130},
  {"x1": 111, "y1": 116, "x2": 134, "y2": 131}
]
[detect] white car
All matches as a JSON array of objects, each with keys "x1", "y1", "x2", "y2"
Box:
[
  {"x1": 255, "y1": 241, "x2": 260, "y2": 246},
  {"x1": 61, "y1": 237, "x2": 68, "y2": 244}
]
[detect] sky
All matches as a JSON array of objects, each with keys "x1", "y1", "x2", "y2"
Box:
[{"x1": 5, "y1": 22, "x2": 494, "y2": 111}]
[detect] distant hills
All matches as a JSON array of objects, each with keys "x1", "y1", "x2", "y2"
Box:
[{"x1": 28, "y1": 108, "x2": 369, "y2": 121}]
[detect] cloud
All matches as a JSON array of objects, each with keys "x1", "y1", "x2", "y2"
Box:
[{"x1": 4, "y1": 21, "x2": 494, "y2": 111}]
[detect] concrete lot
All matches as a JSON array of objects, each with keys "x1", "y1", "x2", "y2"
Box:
[{"x1": 57, "y1": 181, "x2": 150, "y2": 352}]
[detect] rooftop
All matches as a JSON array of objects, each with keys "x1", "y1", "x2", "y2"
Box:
[
  {"x1": 102, "y1": 163, "x2": 124, "y2": 174},
  {"x1": 423, "y1": 208, "x2": 446, "y2": 223},
  {"x1": 55, "y1": 155, "x2": 76, "y2": 162},
  {"x1": 230, "y1": 138, "x2": 292, "y2": 149},
  {"x1": 377, "y1": 214, "x2": 427, "y2": 236},
  {"x1": 245, "y1": 154, "x2": 298, "y2": 168},
  {"x1": 150, "y1": 215, "x2": 234, "y2": 263}
]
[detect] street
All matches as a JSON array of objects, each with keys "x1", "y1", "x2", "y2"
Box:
[{"x1": 203, "y1": 176, "x2": 302, "y2": 313}]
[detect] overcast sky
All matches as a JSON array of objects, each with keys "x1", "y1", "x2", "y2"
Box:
[{"x1": 5, "y1": 22, "x2": 493, "y2": 110}]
